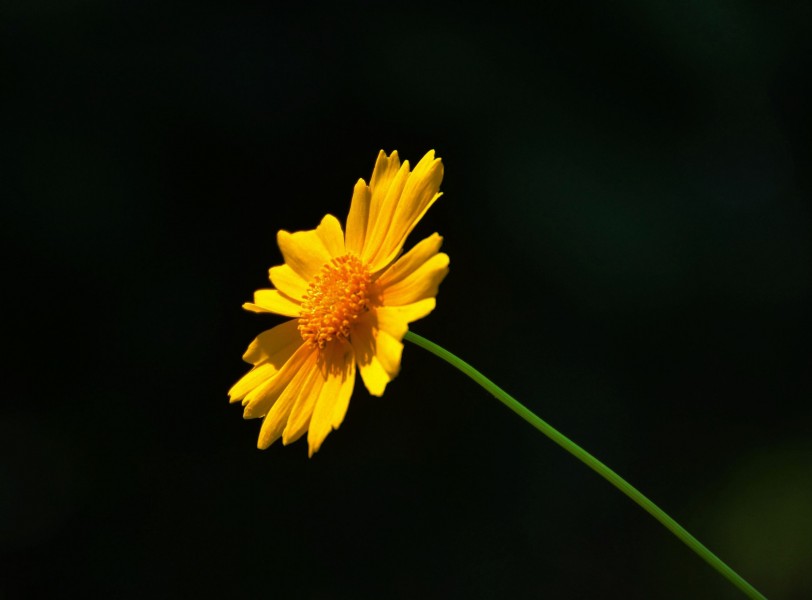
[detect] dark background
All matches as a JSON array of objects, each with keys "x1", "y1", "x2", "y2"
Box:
[{"x1": 3, "y1": 1, "x2": 811, "y2": 598}]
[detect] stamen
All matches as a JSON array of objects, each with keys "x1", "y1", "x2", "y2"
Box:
[{"x1": 298, "y1": 255, "x2": 373, "y2": 348}]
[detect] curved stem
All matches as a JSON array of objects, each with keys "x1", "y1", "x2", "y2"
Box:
[{"x1": 404, "y1": 331, "x2": 766, "y2": 600}]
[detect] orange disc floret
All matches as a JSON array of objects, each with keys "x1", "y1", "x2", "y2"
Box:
[{"x1": 298, "y1": 255, "x2": 373, "y2": 348}]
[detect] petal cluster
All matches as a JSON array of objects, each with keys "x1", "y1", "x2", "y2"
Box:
[{"x1": 229, "y1": 150, "x2": 449, "y2": 456}]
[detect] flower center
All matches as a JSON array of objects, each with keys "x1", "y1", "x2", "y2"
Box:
[{"x1": 298, "y1": 255, "x2": 373, "y2": 348}]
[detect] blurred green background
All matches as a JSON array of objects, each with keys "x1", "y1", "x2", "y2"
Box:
[{"x1": 3, "y1": 1, "x2": 811, "y2": 598}]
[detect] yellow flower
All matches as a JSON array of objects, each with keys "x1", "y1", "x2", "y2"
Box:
[{"x1": 229, "y1": 150, "x2": 449, "y2": 456}]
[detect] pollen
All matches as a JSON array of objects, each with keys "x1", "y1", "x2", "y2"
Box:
[{"x1": 298, "y1": 255, "x2": 373, "y2": 348}]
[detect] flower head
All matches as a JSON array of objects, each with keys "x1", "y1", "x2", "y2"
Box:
[{"x1": 229, "y1": 150, "x2": 449, "y2": 456}]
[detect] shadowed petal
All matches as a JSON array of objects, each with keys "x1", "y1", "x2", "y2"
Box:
[
  {"x1": 350, "y1": 311, "x2": 405, "y2": 397},
  {"x1": 229, "y1": 321, "x2": 303, "y2": 405},
  {"x1": 307, "y1": 343, "x2": 355, "y2": 456},
  {"x1": 241, "y1": 319, "x2": 302, "y2": 365},
  {"x1": 256, "y1": 348, "x2": 319, "y2": 448},
  {"x1": 281, "y1": 354, "x2": 328, "y2": 446},
  {"x1": 242, "y1": 342, "x2": 314, "y2": 419}
]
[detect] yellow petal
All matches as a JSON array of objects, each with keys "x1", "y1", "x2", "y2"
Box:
[
  {"x1": 228, "y1": 363, "x2": 276, "y2": 404},
  {"x1": 268, "y1": 264, "x2": 308, "y2": 301},
  {"x1": 344, "y1": 179, "x2": 371, "y2": 256},
  {"x1": 377, "y1": 233, "x2": 449, "y2": 306},
  {"x1": 367, "y1": 150, "x2": 402, "y2": 229},
  {"x1": 243, "y1": 289, "x2": 301, "y2": 317},
  {"x1": 365, "y1": 151, "x2": 444, "y2": 272},
  {"x1": 316, "y1": 213, "x2": 345, "y2": 257},
  {"x1": 230, "y1": 321, "x2": 303, "y2": 404},
  {"x1": 281, "y1": 355, "x2": 327, "y2": 446},
  {"x1": 373, "y1": 306, "x2": 409, "y2": 339},
  {"x1": 241, "y1": 319, "x2": 302, "y2": 365},
  {"x1": 277, "y1": 214, "x2": 343, "y2": 281},
  {"x1": 256, "y1": 348, "x2": 319, "y2": 448},
  {"x1": 360, "y1": 160, "x2": 411, "y2": 268},
  {"x1": 379, "y1": 252, "x2": 448, "y2": 306},
  {"x1": 373, "y1": 330, "x2": 404, "y2": 377},
  {"x1": 378, "y1": 298, "x2": 437, "y2": 324},
  {"x1": 350, "y1": 313, "x2": 404, "y2": 397},
  {"x1": 307, "y1": 344, "x2": 355, "y2": 457},
  {"x1": 242, "y1": 342, "x2": 313, "y2": 419},
  {"x1": 375, "y1": 233, "x2": 442, "y2": 283}
]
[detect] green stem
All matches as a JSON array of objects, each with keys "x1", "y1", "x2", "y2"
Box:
[{"x1": 404, "y1": 331, "x2": 766, "y2": 600}]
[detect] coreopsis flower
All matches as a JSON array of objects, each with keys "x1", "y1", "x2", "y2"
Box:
[{"x1": 229, "y1": 150, "x2": 449, "y2": 456}]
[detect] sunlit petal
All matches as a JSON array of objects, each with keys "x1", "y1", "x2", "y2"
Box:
[
  {"x1": 243, "y1": 289, "x2": 301, "y2": 317},
  {"x1": 377, "y1": 233, "x2": 449, "y2": 306},
  {"x1": 365, "y1": 151, "x2": 443, "y2": 272},
  {"x1": 277, "y1": 214, "x2": 343, "y2": 281},
  {"x1": 345, "y1": 179, "x2": 371, "y2": 256},
  {"x1": 268, "y1": 264, "x2": 308, "y2": 301}
]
